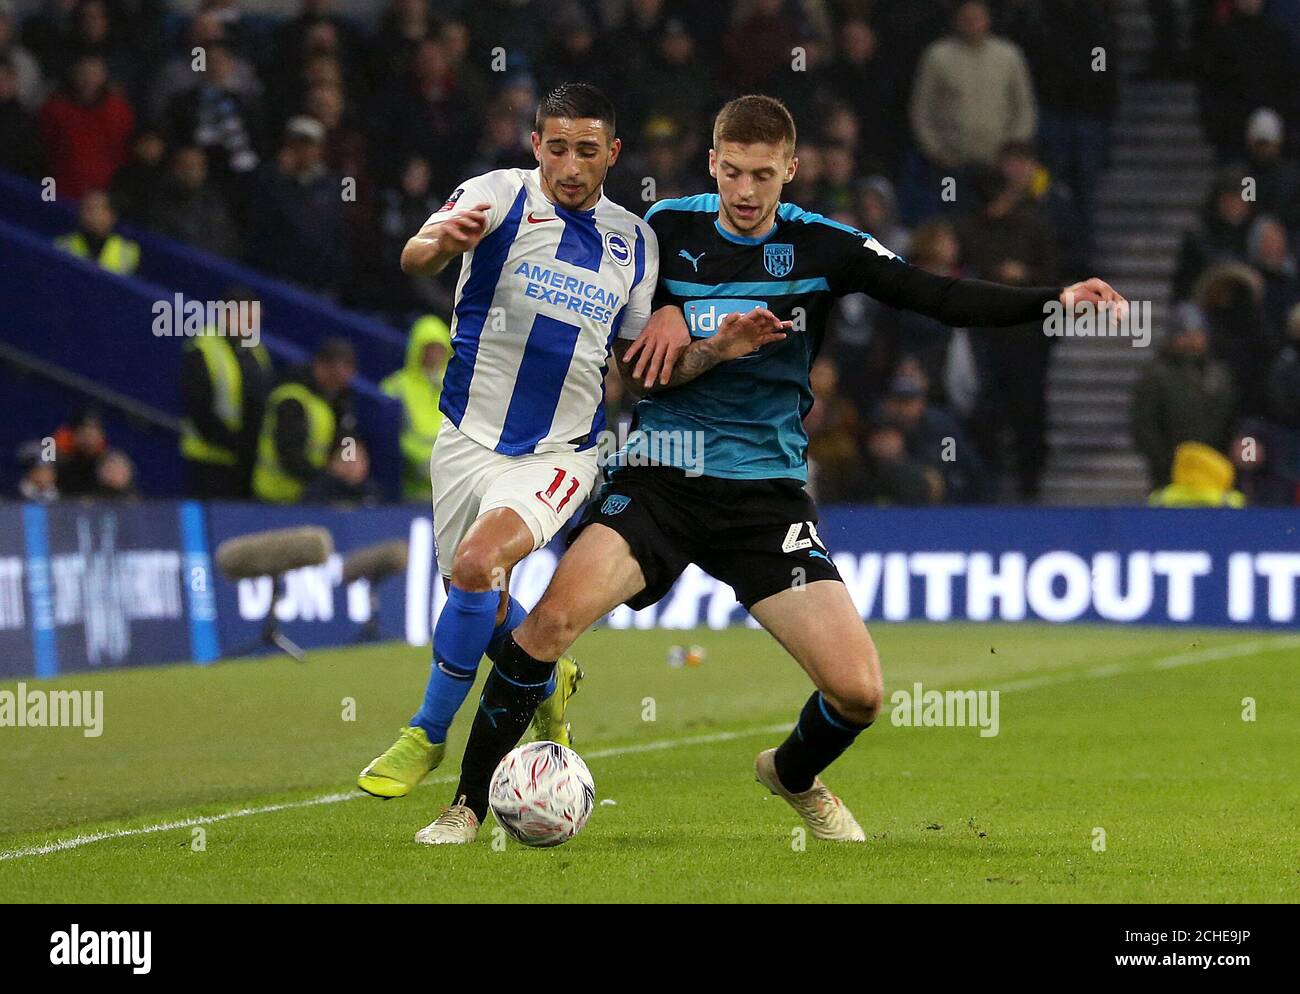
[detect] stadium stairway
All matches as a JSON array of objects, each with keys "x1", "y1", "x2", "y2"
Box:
[{"x1": 1039, "y1": 0, "x2": 1213, "y2": 505}]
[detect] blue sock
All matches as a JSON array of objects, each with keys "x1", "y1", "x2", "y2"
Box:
[
  {"x1": 485, "y1": 596, "x2": 526, "y2": 662},
  {"x1": 411, "y1": 585, "x2": 501, "y2": 742},
  {"x1": 484, "y1": 597, "x2": 556, "y2": 696}
]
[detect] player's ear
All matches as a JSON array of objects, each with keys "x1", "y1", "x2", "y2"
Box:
[
  {"x1": 785, "y1": 153, "x2": 798, "y2": 184},
  {"x1": 708, "y1": 148, "x2": 717, "y2": 179},
  {"x1": 531, "y1": 131, "x2": 542, "y2": 164},
  {"x1": 608, "y1": 136, "x2": 622, "y2": 167}
]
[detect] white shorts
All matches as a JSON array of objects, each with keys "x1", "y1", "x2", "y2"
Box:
[{"x1": 430, "y1": 420, "x2": 600, "y2": 578}]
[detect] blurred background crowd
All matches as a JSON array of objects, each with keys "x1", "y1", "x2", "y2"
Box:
[{"x1": 3, "y1": 0, "x2": 1299, "y2": 507}]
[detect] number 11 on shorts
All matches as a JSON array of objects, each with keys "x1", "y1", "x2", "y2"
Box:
[{"x1": 536, "y1": 467, "x2": 581, "y2": 513}]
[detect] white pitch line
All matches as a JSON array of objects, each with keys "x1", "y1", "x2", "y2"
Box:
[
  {"x1": 0, "y1": 725, "x2": 790, "y2": 863},
  {"x1": 1152, "y1": 635, "x2": 1300, "y2": 669},
  {"x1": 4, "y1": 635, "x2": 1294, "y2": 863},
  {"x1": 584, "y1": 723, "x2": 791, "y2": 760},
  {"x1": 0, "y1": 791, "x2": 359, "y2": 861},
  {"x1": 990, "y1": 636, "x2": 1299, "y2": 694}
]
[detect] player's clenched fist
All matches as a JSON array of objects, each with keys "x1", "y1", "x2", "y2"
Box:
[
  {"x1": 435, "y1": 202, "x2": 494, "y2": 253},
  {"x1": 1060, "y1": 278, "x2": 1129, "y2": 320},
  {"x1": 400, "y1": 202, "x2": 493, "y2": 276},
  {"x1": 712, "y1": 307, "x2": 794, "y2": 361}
]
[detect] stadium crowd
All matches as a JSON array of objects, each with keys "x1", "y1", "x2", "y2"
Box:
[
  {"x1": 4, "y1": 0, "x2": 1299, "y2": 506},
  {"x1": 1144, "y1": 108, "x2": 1300, "y2": 507}
]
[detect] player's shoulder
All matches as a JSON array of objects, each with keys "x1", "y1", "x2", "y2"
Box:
[
  {"x1": 427, "y1": 169, "x2": 526, "y2": 223},
  {"x1": 776, "y1": 202, "x2": 901, "y2": 260},
  {"x1": 776, "y1": 201, "x2": 867, "y2": 238},
  {"x1": 595, "y1": 194, "x2": 654, "y2": 239},
  {"x1": 459, "y1": 167, "x2": 530, "y2": 197},
  {"x1": 643, "y1": 193, "x2": 721, "y2": 226}
]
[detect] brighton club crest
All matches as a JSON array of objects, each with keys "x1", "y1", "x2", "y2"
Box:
[{"x1": 764, "y1": 243, "x2": 794, "y2": 278}]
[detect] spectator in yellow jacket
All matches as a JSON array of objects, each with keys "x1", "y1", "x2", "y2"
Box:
[
  {"x1": 55, "y1": 190, "x2": 139, "y2": 275},
  {"x1": 1149, "y1": 442, "x2": 1246, "y2": 508},
  {"x1": 381, "y1": 315, "x2": 452, "y2": 502}
]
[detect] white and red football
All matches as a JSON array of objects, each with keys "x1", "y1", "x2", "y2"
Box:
[{"x1": 488, "y1": 741, "x2": 596, "y2": 847}]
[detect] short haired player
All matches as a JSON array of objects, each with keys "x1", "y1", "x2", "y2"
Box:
[{"x1": 356, "y1": 85, "x2": 678, "y2": 830}]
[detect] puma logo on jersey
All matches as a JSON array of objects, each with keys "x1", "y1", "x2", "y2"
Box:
[{"x1": 678, "y1": 249, "x2": 705, "y2": 272}]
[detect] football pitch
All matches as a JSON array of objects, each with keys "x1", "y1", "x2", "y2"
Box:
[{"x1": 1, "y1": 624, "x2": 1296, "y2": 903}]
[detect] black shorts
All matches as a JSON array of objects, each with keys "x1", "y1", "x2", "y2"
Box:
[{"x1": 567, "y1": 466, "x2": 843, "y2": 611}]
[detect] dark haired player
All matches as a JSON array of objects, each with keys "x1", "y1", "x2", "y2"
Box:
[
  {"x1": 422, "y1": 95, "x2": 1126, "y2": 844},
  {"x1": 354, "y1": 84, "x2": 679, "y2": 844}
]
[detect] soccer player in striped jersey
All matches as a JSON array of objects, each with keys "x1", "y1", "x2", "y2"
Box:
[
  {"x1": 357, "y1": 84, "x2": 676, "y2": 821},
  {"x1": 417, "y1": 94, "x2": 1127, "y2": 845}
]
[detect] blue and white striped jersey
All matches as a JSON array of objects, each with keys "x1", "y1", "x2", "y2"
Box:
[{"x1": 426, "y1": 168, "x2": 658, "y2": 455}]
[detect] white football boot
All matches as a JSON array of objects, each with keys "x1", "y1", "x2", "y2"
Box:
[
  {"x1": 414, "y1": 796, "x2": 480, "y2": 846},
  {"x1": 754, "y1": 748, "x2": 866, "y2": 842}
]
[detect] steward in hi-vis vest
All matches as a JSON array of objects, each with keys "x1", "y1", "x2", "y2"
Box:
[
  {"x1": 253, "y1": 337, "x2": 358, "y2": 504},
  {"x1": 179, "y1": 308, "x2": 273, "y2": 498},
  {"x1": 54, "y1": 190, "x2": 140, "y2": 276}
]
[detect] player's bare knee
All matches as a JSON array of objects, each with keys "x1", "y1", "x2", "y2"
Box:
[
  {"x1": 449, "y1": 542, "x2": 502, "y2": 592},
  {"x1": 527, "y1": 598, "x2": 582, "y2": 660},
  {"x1": 824, "y1": 676, "x2": 883, "y2": 727}
]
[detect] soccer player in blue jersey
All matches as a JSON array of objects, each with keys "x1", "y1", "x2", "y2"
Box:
[
  {"x1": 420, "y1": 95, "x2": 1126, "y2": 844},
  {"x1": 355, "y1": 85, "x2": 684, "y2": 838}
]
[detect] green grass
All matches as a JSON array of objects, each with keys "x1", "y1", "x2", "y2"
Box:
[{"x1": 1, "y1": 624, "x2": 1297, "y2": 903}]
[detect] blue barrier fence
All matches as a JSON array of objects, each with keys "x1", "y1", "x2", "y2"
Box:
[
  {"x1": 1, "y1": 499, "x2": 1296, "y2": 678},
  {"x1": 0, "y1": 345, "x2": 185, "y2": 496},
  {"x1": 0, "y1": 218, "x2": 405, "y2": 499},
  {"x1": 0, "y1": 170, "x2": 408, "y2": 382}
]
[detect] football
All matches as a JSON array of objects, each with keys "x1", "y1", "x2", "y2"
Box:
[{"x1": 488, "y1": 741, "x2": 596, "y2": 847}]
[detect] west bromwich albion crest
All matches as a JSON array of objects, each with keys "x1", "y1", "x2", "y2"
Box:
[
  {"x1": 601, "y1": 493, "x2": 631, "y2": 516},
  {"x1": 764, "y1": 242, "x2": 794, "y2": 278}
]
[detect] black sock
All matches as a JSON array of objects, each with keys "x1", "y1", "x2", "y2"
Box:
[
  {"x1": 773, "y1": 692, "x2": 872, "y2": 793},
  {"x1": 455, "y1": 634, "x2": 555, "y2": 821}
]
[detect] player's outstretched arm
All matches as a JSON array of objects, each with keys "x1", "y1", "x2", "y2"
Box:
[
  {"x1": 400, "y1": 201, "x2": 493, "y2": 277},
  {"x1": 616, "y1": 306, "x2": 792, "y2": 395},
  {"x1": 848, "y1": 242, "x2": 1128, "y2": 328}
]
